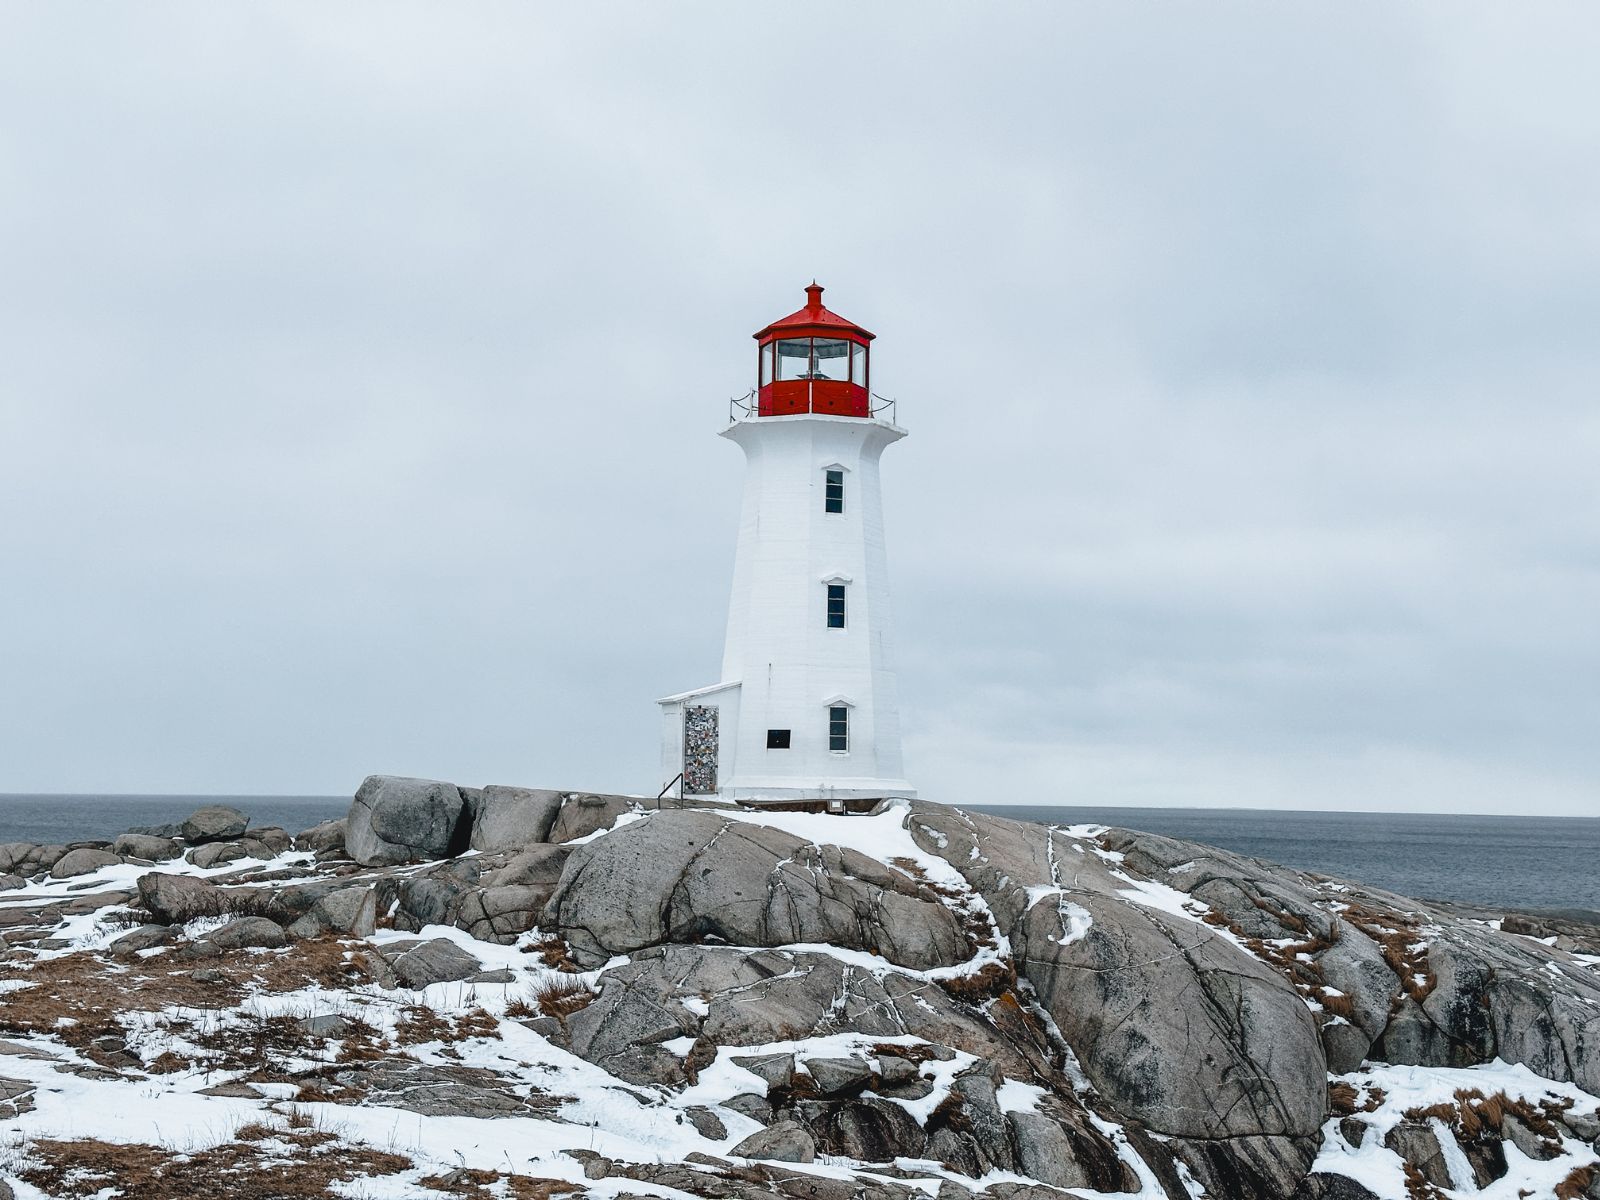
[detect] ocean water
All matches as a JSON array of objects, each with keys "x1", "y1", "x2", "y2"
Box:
[
  {"x1": 0, "y1": 794, "x2": 346, "y2": 846},
  {"x1": 971, "y1": 804, "x2": 1600, "y2": 914},
  {"x1": 1, "y1": 794, "x2": 1593, "y2": 914}
]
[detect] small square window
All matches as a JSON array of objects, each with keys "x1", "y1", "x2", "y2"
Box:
[
  {"x1": 766, "y1": 729, "x2": 791, "y2": 749},
  {"x1": 828, "y1": 706, "x2": 849, "y2": 753},
  {"x1": 826, "y1": 584, "x2": 846, "y2": 629},
  {"x1": 824, "y1": 469, "x2": 844, "y2": 514}
]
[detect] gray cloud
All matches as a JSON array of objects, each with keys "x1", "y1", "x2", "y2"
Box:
[{"x1": 1, "y1": 4, "x2": 1596, "y2": 814}]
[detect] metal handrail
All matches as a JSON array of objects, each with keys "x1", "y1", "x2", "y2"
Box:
[
  {"x1": 729, "y1": 388, "x2": 901, "y2": 424},
  {"x1": 657, "y1": 772, "x2": 683, "y2": 803}
]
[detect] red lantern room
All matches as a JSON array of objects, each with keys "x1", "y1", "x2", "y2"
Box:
[{"x1": 752, "y1": 283, "x2": 874, "y2": 418}]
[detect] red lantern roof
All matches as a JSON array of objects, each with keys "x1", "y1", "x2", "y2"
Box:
[{"x1": 752, "y1": 283, "x2": 875, "y2": 344}]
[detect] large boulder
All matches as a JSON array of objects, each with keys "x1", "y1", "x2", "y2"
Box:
[
  {"x1": 202, "y1": 916, "x2": 287, "y2": 950},
  {"x1": 544, "y1": 810, "x2": 969, "y2": 970},
  {"x1": 484, "y1": 843, "x2": 571, "y2": 889},
  {"x1": 0, "y1": 843, "x2": 67, "y2": 877},
  {"x1": 239, "y1": 827, "x2": 292, "y2": 859},
  {"x1": 453, "y1": 886, "x2": 548, "y2": 944},
  {"x1": 187, "y1": 842, "x2": 246, "y2": 869},
  {"x1": 180, "y1": 805, "x2": 250, "y2": 844},
  {"x1": 547, "y1": 792, "x2": 637, "y2": 844},
  {"x1": 1008, "y1": 1099, "x2": 1132, "y2": 1191},
  {"x1": 286, "y1": 886, "x2": 377, "y2": 939},
  {"x1": 137, "y1": 872, "x2": 228, "y2": 924},
  {"x1": 109, "y1": 923, "x2": 177, "y2": 957},
  {"x1": 49, "y1": 848, "x2": 121, "y2": 879},
  {"x1": 112, "y1": 833, "x2": 182, "y2": 862},
  {"x1": 345, "y1": 775, "x2": 466, "y2": 867},
  {"x1": 729, "y1": 1121, "x2": 816, "y2": 1164},
  {"x1": 466, "y1": 786, "x2": 563, "y2": 851},
  {"x1": 295, "y1": 818, "x2": 347, "y2": 854},
  {"x1": 379, "y1": 938, "x2": 483, "y2": 990}
]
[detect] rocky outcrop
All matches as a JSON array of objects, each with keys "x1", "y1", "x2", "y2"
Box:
[
  {"x1": 180, "y1": 804, "x2": 250, "y2": 844},
  {"x1": 544, "y1": 810, "x2": 970, "y2": 971},
  {"x1": 378, "y1": 937, "x2": 483, "y2": 989},
  {"x1": 112, "y1": 833, "x2": 182, "y2": 862},
  {"x1": 285, "y1": 886, "x2": 376, "y2": 939},
  {"x1": 899, "y1": 804, "x2": 1326, "y2": 1196},
  {"x1": 48, "y1": 848, "x2": 121, "y2": 878},
  {"x1": 346, "y1": 775, "x2": 467, "y2": 866},
  {"x1": 9, "y1": 785, "x2": 1599, "y2": 1200},
  {"x1": 547, "y1": 792, "x2": 638, "y2": 844},
  {"x1": 137, "y1": 872, "x2": 229, "y2": 923},
  {"x1": 730, "y1": 1120, "x2": 815, "y2": 1163},
  {"x1": 1089, "y1": 823, "x2": 1600, "y2": 1101},
  {"x1": 465, "y1": 786, "x2": 564, "y2": 851},
  {"x1": 295, "y1": 818, "x2": 347, "y2": 855}
]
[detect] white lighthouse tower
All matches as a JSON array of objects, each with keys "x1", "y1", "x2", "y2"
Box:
[{"x1": 658, "y1": 284, "x2": 916, "y2": 804}]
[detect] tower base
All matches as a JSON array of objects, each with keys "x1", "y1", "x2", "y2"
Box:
[{"x1": 719, "y1": 780, "x2": 917, "y2": 804}]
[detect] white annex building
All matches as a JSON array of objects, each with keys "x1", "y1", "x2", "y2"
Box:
[{"x1": 658, "y1": 285, "x2": 916, "y2": 805}]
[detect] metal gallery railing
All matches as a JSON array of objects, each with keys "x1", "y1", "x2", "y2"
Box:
[{"x1": 727, "y1": 389, "x2": 900, "y2": 424}]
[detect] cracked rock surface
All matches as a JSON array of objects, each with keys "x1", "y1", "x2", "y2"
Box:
[{"x1": 1, "y1": 784, "x2": 1597, "y2": 1200}]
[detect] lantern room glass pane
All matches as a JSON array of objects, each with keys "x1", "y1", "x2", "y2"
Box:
[
  {"x1": 850, "y1": 341, "x2": 868, "y2": 387},
  {"x1": 812, "y1": 338, "x2": 851, "y2": 382},
  {"x1": 759, "y1": 342, "x2": 774, "y2": 387},
  {"x1": 776, "y1": 339, "x2": 810, "y2": 382}
]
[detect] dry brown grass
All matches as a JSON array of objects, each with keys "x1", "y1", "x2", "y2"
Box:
[
  {"x1": 1327, "y1": 1081, "x2": 1384, "y2": 1116},
  {"x1": 525, "y1": 974, "x2": 595, "y2": 1019},
  {"x1": 938, "y1": 960, "x2": 1016, "y2": 1004},
  {"x1": 0, "y1": 950, "x2": 231, "y2": 1048},
  {"x1": 394, "y1": 1004, "x2": 502, "y2": 1046},
  {"x1": 1403, "y1": 1088, "x2": 1567, "y2": 1145},
  {"x1": 1251, "y1": 895, "x2": 1309, "y2": 935},
  {"x1": 1340, "y1": 902, "x2": 1437, "y2": 1002},
  {"x1": 1319, "y1": 990, "x2": 1358, "y2": 1020},
  {"x1": 523, "y1": 934, "x2": 583, "y2": 972},
  {"x1": 16, "y1": 1127, "x2": 410, "y2": 1199},
  {"x1": 1328, "y1": 1082, "x2": 1361, "y2": 1115},
  {"x1": 1200, "y1": 902, "x2": 1344, "y2": 1006},
  {"x1": 871, "y1": 1040, "x2": 948, "y2": 1065},
  {"x1": 416, "y1": 1170, "x2": 589, "y2": 1198},
  {"x1": 1556, "y1": 1165, "x2": 1597, "y2": 1200},
  {"x1": 1404, "y1": 1162, "x2": 1448, "y2": 1200},
  {"x1": 0, "y1": 936, "x2": 375, "y2": 1051}
]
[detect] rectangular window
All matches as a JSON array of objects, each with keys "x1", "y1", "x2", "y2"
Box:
[
  {"x1": 766, "y1": 729, "x2": 791, "y2": 749},
  {"x1": 826, "y1": 583, "x2": 846, "y2": 629},
  {"x1": 824, "y1": 469, "x2": 844, "y2": 514},
  {"x1": 829, "y1": 706, "x2": 849, "y2": 752}
]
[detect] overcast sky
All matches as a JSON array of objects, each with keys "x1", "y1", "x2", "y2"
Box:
[{"x1": 2, "y1": 5, "x2": 1597, "y2": 815}]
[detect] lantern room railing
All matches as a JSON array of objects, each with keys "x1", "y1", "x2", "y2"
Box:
[{"x1": 729, "y1": 389, "x2": 898, "y2": 425}]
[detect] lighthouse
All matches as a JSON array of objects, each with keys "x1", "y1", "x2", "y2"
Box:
[{"x1": 658, "y1": 284, "x2": 916, "y2": 804}]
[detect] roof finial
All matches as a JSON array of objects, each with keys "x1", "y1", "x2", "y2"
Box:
[{"x1": 804, "y1": 281, "x2": 824, "y2": 311}]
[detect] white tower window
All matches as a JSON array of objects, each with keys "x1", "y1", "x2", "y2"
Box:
[
  {"x1": 824, "y1": 468, "x2": 844, "y2": 513},
  {"x1": 826, "y1": 583, "x2": 846, "y2": 629},
  {"x1": 828, "y1": 705, "x2": 850, "y2": 753}
]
